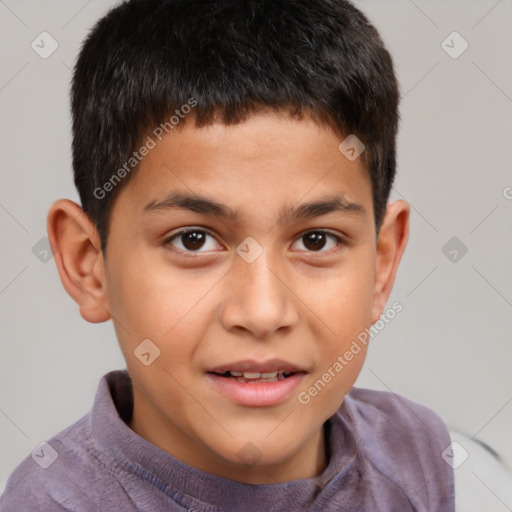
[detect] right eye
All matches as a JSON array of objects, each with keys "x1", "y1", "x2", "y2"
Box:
[{"x1": 164, "y1": 228, "x2": 224, "y2": 254}]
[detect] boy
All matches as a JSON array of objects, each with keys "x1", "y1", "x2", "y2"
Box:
[{"x1": 0, "y1": 0, "x2": 455, "y2": 510}]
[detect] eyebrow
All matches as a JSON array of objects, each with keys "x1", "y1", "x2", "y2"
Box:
[
  {"x1": 141, "y1": 191, "x2": 365, "y2": 224},
  {"x1": 278, "y1": 194, "x2": 365, "y2": 224},
  {"x1": 142, "y1": 192, "x2": 237, "y2": 219}
]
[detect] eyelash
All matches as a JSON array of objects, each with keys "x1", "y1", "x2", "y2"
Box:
[{"x1": 163, "y1": 228, "x2": 345, "y2": 256}]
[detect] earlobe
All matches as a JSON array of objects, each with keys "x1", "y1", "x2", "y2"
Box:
[
  {"x1": 371, "y1": 200, "x2": 410, "y2": 323},
  {"x1": 47, "y1": 199, "x2": 111, "y2": 323}
]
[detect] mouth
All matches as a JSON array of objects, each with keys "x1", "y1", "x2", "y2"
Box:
[
  {"x1": 206, "y1": 359, "x2": 307, "y2": 407},
  {"x1": 209, "y1": 370, "x2": 298, "y2": 383},
  {"x1": 207, "y1": 359, "x2": 305, "y2": 382}
]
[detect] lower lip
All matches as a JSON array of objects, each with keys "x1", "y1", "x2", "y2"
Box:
[{"x1": 206, "y1": 373, "x2": 305, "y2": 407}]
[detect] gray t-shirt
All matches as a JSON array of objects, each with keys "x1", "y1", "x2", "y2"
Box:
[{"x1": 0, "y1": 369, "x2": 455, "y2": 511}]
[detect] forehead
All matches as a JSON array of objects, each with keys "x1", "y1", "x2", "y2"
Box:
[{"x1": 113, "y1": 111, "x2": 373, "y2": 225}]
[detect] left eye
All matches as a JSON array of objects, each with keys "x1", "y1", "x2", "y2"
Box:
[
  {"x1": 166, "y1": 229, "x2": 221, "y2": 252},
  {"x1": 291, "y1": 231, "x2": 342, "y2": 252}
]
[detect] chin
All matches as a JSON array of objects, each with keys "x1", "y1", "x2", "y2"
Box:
[{"x1": 213, "y1": 436, "x2": 302, "y2": 470}]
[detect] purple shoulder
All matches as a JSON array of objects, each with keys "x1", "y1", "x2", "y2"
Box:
[
  {"x1": 338, "y1": 387, "x2": 456, "y2": 511},
  {"x1": 0, "y1": 414, "x2": 104, "y2": 511}
]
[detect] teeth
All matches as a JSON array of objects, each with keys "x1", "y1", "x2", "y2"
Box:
[
  {"x1": 243, "y1": 371, "x2": 261, "y2": 379},
  {"x1": 226, "y1": 370, "x2": 293, "y2": 381}
]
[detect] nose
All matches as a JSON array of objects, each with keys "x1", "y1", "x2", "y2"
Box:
[{"x1": 218, "y1": 250, "x2": 300, "y2": 339}]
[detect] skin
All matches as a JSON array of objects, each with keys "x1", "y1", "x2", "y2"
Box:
[{"x1": 47, "y1": 110, "x2": 409, "y2": 484}]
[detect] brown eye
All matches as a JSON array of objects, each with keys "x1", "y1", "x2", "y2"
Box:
[
  {"x1": 291, "y1": 230, "x2": 342, "y2": 252},
  {"x1": 181, "y1": 231, "x2": 206, "y2": 250},
  {"x1": 166, "y1": 229, "x2": 221, "y2": 252},
  {"x1": 303, "y1": 232, "x2": 327, "y2": 251}
]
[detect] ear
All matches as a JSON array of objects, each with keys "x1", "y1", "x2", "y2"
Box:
[
  {"x1": 47, "y1": 199, "x2": 111, "y2": 323},
  {"x1": 371, "y1": 200, "x2": 410, "y2": 323}
]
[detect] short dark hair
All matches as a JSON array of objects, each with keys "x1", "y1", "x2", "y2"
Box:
[{"x1": 71, "y1": 0, "x2": 400, "y2": 255}]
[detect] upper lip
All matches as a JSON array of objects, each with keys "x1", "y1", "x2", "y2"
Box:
[{"x1": 208, "y1": 359, "x2": 306, "y2": 374}]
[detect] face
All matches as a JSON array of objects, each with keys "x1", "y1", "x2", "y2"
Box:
[{"x1": 101, "y1": 111, "x2": 382, "y2": 483}]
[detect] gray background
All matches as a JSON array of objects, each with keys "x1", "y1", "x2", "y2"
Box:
[{"x1": 1, "y1": 0, "x2": 511, "y2": 506}]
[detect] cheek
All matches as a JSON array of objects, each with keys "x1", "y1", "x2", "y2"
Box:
[
  {"x1": 306, "y1": 258, "x2": 375, "y2": 338},
  {"x1": 108, "y1": 259, "x2": 224, "y2": 378},
  {"x1": 106, "y1": 250, "x2": 210, "y2": 334},
  {"x1": 303, "y1": 333, "x2": 368, "y2": 424},
  {"x1": 298, "y1": 257, "x2": 373, "y2": 413}
]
